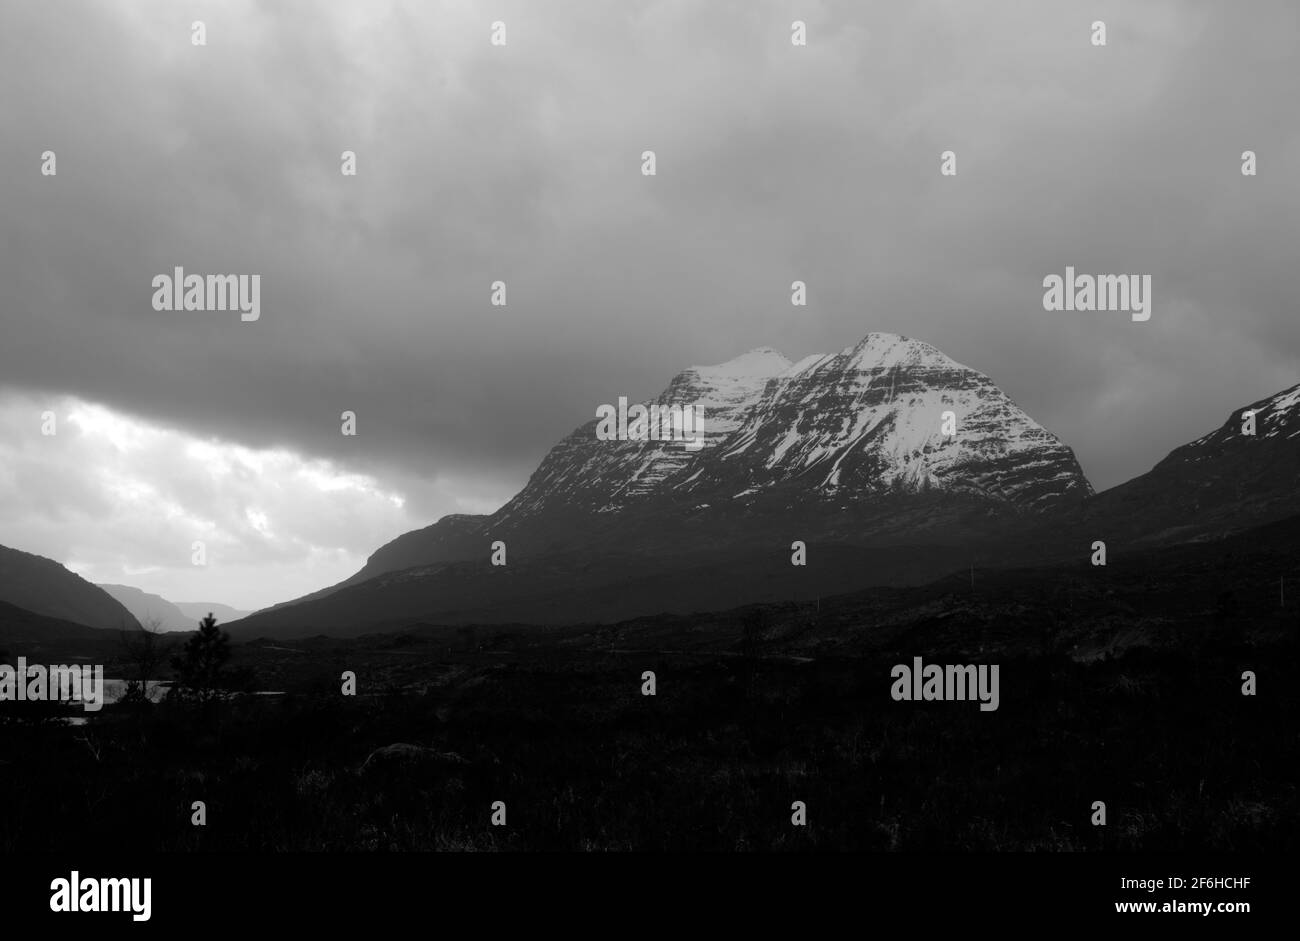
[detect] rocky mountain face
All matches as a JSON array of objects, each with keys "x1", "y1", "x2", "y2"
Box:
[
  {"x1": 0, "y1": 545, "x2": 140, "y2": 631},
  {"x1": 232, "y1": 333, "x2": 1091, "y2": 636},
  {"x1": 281, "y1": 335, "x2": 1082, "y2": 592},
  {"x1": 495, "y1": 347, "x2": 797, "y2": 519},
  {"x1": 376, "y1": 334, "x2": 1087, "y2": 567},
  {"x1": 673, "y1": 333, "x2": 1090, "y2": 509},
  {"x1": 498, "y1": 334, "x2": 1090, "y2": 521}
]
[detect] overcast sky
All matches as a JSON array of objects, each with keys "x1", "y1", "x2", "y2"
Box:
[{"x1": 1, "y1": 0, "x2": 1297, "y2": 610}]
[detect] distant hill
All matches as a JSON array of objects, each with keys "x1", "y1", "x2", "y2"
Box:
[
  {"x1": 97, "y1": 584, "x2": 194, "y2": 631},
  {"x1": 0, "y1": 545, "x2": 140, "y2": 631},
  {"x1": 95, "y1": 586, "x2": 251, "y2": 632},
  {"x1": 172, "y1": 601, "x2": 251, "y2": 625},
  {"x1": 1071, "y1": 381, "x2": 1300, "y2": 545}
]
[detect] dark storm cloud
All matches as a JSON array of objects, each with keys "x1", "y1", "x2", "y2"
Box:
[{"x1": 1, "y1": 0, "x2": 1297, "y2": 601}]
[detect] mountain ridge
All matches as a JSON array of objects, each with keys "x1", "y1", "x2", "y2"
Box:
[
  {"x1": 0, "y1": 545, "x2": 141, "y2": 632},
  {"x1": 96, "y1": 585, "x2": 251, "y2": 632},
  {"x1": 232, "y1": 331, "x2": 1096, "y2": 634}
]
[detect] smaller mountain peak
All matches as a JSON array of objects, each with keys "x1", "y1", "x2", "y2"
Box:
[
  {"x1": 691, "y1": 347, "x2": 793, "y2": 379},
  {"x1": 842, "y1": 332, "x2": 957, "y2": 370}
]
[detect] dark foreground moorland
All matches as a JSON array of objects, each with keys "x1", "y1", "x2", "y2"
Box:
[{"x1": 2, "y1": 516, "x2": 1298, "y2": 852}]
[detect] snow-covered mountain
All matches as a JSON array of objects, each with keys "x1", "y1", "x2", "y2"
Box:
[
  {"x1": 344, "y1": 331, "x2": 1090, "y2": 585},
  {"x1": 231, "y1": 332, "x2": 1092, "y2": 636},
  {"x1": 498, "y1": 332, "x2": 1090, "y2": 522}
]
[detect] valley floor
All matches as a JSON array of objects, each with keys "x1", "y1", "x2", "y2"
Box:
[{"x1": 1, "y1": 627, "x2": 1294, "y2": 852}]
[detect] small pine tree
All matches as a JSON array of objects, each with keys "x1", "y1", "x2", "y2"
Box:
[{"x1": 169, "y1": 613, "x2": 231, "y2": 705}]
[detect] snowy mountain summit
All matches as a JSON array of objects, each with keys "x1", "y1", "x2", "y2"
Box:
[{"x1": 499, "y1": 332, "x2": 1092, "y2": 522}]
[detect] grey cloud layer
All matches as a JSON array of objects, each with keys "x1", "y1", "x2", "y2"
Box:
[{"x1": 1, "y1": 0, "x2": 1297, "y2": 566}]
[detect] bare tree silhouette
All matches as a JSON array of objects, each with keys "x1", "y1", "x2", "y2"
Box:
[{"x1": 119, "y1": 615, "x2": 165, "y2": 705}]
